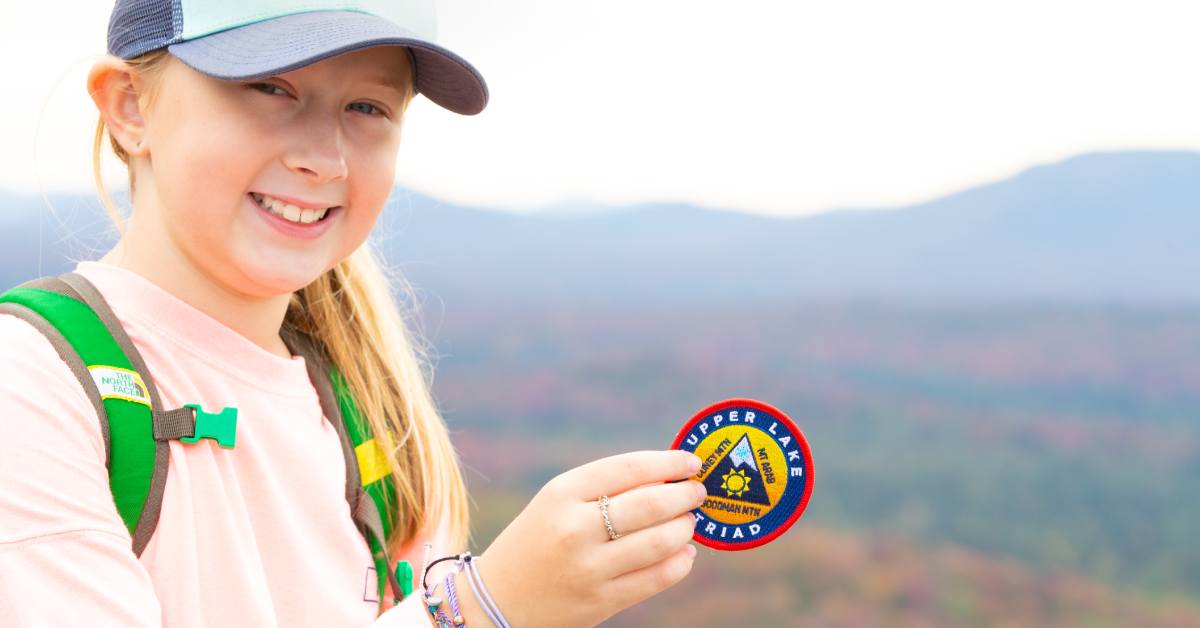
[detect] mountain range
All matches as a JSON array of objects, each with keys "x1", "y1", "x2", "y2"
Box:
[{"x1": 2, "y1": 150, "x2": 1196, "y2": 304}]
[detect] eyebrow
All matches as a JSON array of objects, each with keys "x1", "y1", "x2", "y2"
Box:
[{"x1": 362, "y1": 74, "x2": 414, "y2": 99}]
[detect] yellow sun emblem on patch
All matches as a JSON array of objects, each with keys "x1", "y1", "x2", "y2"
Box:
[{"x1": 720, "y1": 468, "x2": 751, "y2": 498}]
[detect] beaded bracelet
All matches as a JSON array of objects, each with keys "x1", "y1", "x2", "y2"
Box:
[
  {"x1": 421, "y1": 546, "x2": 511, "y2": 628},
  {"x1": 426, "y1": 580, "x2": 455, "y2": 628},
  {"x1": 443, "y1": 570, "x2": 465, "y2": 626},
  {"x1": 421, "y1": 543, "x2": 456, "y2": 626}
]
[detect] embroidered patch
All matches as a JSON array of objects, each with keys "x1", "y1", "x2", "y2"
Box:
[
  {"x1": 671, "y1": 398, "x2": 814, "y2": 551},
  {"x1": 88, "y1": 366, "x2": 151, "y2": 407}
]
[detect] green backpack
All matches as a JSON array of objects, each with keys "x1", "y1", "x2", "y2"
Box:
[{"x1": 0, "y1": 272, "x2": 413, "y2": 607}]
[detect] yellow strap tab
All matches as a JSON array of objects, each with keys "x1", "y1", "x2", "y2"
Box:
[{"x1": 355, "y1": 439, "x2": 391, "y2": 486}]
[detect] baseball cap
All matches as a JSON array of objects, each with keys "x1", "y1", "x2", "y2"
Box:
[{"x1": 106, "y1": 0, "x2": 488, "y2": 115}]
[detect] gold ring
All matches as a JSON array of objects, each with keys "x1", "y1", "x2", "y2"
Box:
[{"x1": 598, "y1": 495, "x2": 622, "y2": 541}]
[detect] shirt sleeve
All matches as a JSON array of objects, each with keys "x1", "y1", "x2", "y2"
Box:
[{"x1": 0, "y1": 314, "x2": 164, "y2": 626}]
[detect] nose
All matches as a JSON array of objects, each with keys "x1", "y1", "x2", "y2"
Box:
[{"x1": 283, "y1": 113, "x2": 349, "y2": 183}]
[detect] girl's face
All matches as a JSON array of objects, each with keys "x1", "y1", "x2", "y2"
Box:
[{"x1": 136, "y1": 46, "x2": 412, "y2": 297}]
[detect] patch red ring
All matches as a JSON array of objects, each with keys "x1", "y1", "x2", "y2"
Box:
[{"x1": 670, "y1": 398, "x2": 814, "y2": 551}]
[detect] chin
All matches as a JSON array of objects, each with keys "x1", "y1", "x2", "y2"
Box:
[{"x1": 237, "y1": 259, "x2": 329, "y2": 297}]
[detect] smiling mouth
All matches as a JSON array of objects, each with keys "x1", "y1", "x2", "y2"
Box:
[{"x1": 250, "y1": 192, "x2": 338, "y2": 225}]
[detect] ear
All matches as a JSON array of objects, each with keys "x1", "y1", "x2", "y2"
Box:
[{"x1": 87, "y1": 56, "x2": 150, "y2": 157}]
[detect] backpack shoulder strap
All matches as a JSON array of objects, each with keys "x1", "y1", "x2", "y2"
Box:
[
  {"x1": 0, "y1": 277, "x2": 112, "y2": 457},
  {"x1": 0, "y1": 272, "x2": 187, "y2": 555},
  {"x1": 282, "y1": 326, "x2": 407, "y2": 605}
]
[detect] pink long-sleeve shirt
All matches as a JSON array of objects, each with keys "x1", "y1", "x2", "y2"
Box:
[{"x1": 0, "y1": 260, "x2": 445, "y2": 626}]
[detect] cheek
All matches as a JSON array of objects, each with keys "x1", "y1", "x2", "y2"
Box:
[
  {"x1": 155, "y1": 150, "x2": 255, "y2": 274},
  {"x1": 151, "y1": 102, "x2": 266, "y2": 218},
  {"x1": 343, "y1": 147, "x2": 399, "y2": 238}
]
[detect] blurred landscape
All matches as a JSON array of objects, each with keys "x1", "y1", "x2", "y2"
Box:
[{"x1": 2, "y1": 150, "x2": 1198, "y2": 626}]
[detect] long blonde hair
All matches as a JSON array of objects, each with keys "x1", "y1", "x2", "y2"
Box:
[{"x1": 92, "y1": 50, "x2": 470, "y2": 560}]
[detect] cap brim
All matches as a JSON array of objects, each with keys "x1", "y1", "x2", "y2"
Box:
[{"x1": 168, "y1": 10, "x2": 488, "y2": 115}]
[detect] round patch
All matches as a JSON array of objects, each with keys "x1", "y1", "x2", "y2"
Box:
[{"x1": 670, "y1": 398, "x2": 814, "y2": 551}]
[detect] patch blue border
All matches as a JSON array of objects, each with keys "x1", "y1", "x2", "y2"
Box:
[{"x1": 672, "y1": 399, "x2": 813, "y2": 550}]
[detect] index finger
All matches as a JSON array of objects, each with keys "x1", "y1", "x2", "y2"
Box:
[{"x1": 560, "y1": 450, "x2": 702, "y2": 500}]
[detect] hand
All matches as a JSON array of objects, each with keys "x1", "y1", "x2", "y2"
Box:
[{"x1": 470, "y1": 450, "x2": 707, "y2": 628}]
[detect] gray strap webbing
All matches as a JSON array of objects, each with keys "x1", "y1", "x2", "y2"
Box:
[
  {"x1": 57, "y1": 272, "x2": 169, "y2": 556},
  {"x1": 352, "y1": 489, "x2": 384, "y2": 543},
  {"x1": 353, "y1": 487, "x2": 403, "y2": 602},
  {"x1": 57, "y1": 273, "x2": 166, "y2": 408},
  {"x1": 18, "y1": 276, "x2": 84, "y2": 299},
  {"x1": 283, "y1": 326, "x2": 399, "y2": 596},
  {"x1": 281, "y1": 326, "x2": 363, "y2": 513},
  {"x1": 0, "y1": 300, "x2": 113, "y2": 468},
  {"x1": 152, "y1": 407, "x2": 196, "y2": 441}
]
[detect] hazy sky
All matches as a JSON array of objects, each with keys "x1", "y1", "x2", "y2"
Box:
[{"x1": 2, "y1": 0, "x2": 1197, "y2": 216}]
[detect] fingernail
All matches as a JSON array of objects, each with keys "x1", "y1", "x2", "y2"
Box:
[
  {"x1": 687, "y1": 454, "x2": 702, "y2": 473},
  {"x1": 685, "y1": 544, "x2": 697, "y2": 558},
  {"x1": 693, "y1": 481, "x2": 707, "y2": 502}
]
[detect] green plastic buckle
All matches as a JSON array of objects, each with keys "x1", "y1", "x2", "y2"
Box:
[
  {"x1": 395, "y1": 560, "x2": 414, "y2": 600},
  {"x1": 181, "y1": 404, "x2": 238, "y2": 449}
]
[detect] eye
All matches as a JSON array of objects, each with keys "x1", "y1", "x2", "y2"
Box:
[
  {"x1": 347, "y1": 101, "x2": 385, "y2": 117},
  {"x1": 249, "y1": 82, "x2": 289, "y2": 97}
]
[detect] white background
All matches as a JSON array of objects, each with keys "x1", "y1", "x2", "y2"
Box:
[{"x1": 1, "y1": 0, "x2": 1197, "y2": 216}]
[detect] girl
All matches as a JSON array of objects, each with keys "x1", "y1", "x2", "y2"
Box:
[{"x1": 0, "y1": 1, "x2": 707, "y2": 627}]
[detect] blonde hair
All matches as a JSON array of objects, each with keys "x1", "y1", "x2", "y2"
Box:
[{"x1": 92, "y1": 50, "x2": 470, "y2": 563}]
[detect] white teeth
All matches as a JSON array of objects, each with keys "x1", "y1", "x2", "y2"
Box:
[{"x1": 252, "y1": 192, "x2": 330, "y2": 225}]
